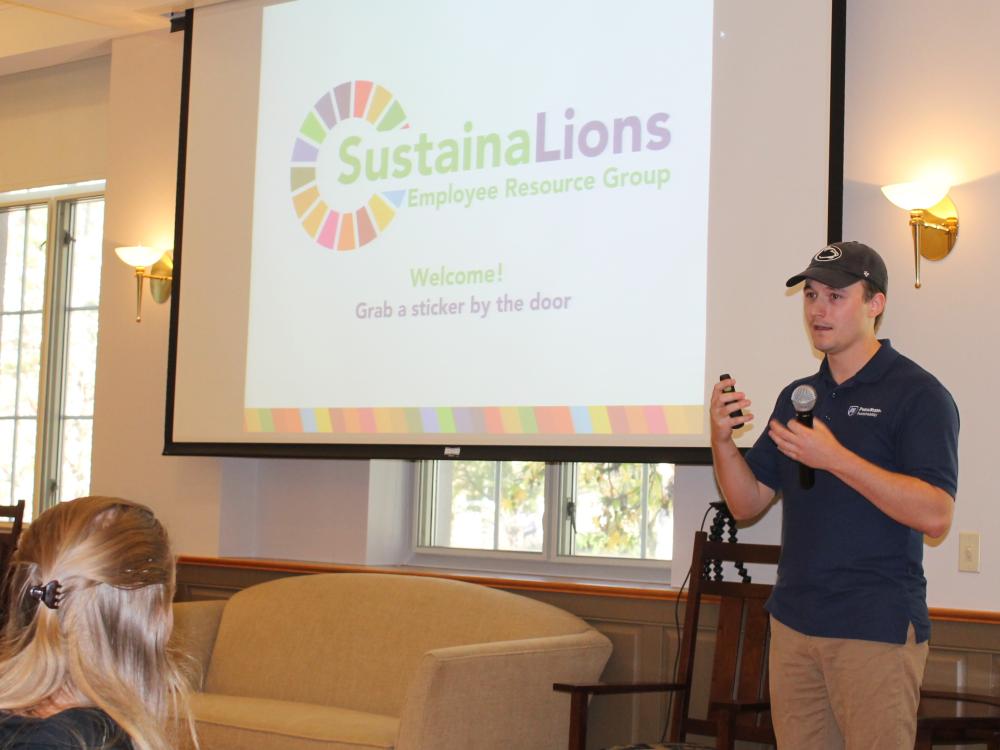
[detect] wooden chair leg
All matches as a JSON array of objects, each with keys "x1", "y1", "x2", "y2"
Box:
[
  {"x1": 716, "y1": 714, "x2": 736, "y2": 750},
  {"x1": 567, "y1": 692, "x2": 588, "y2": 750}
]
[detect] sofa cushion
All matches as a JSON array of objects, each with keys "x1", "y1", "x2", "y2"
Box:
[
  {"x1": 204, "y1": 573, "x2": 592, "y2": 718},
  {"x1": 189, "y1": 692, "x2": 398, "y2": 750}
]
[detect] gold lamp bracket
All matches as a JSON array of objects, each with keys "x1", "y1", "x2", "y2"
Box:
[
  {"x1": 148, "y1": 251, "x2": 174, "y2": 304},
  {"x1": 909, "y1": 196, "x2": 958, "y2": 288}
]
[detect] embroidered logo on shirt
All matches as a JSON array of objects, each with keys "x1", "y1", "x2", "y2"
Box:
[{"x1": 847, "y1": 405, "x2": 881, "y2": 417}]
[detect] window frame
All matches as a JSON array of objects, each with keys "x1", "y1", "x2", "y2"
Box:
[
  {"x1": 0, "y1": 182, "x2": 105, "y2": 518},
  {"x1": 410, "y1": 460, "x2": 674, "y2": 585}
]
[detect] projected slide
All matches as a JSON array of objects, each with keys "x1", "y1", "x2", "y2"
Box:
[{"x1": 244, "y1": 0, "x2": 713, "y2": 437}]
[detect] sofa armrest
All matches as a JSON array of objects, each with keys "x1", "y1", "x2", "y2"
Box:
[
  {"x1": 171, "y1": 600, "x2": 227, "y2": 690},
  {"x1": 396, "y1": 629, "x2": 612, "y2": 750}
]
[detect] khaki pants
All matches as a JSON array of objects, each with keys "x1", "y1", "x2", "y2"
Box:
[{"x1": 769, "y1": 616, "x2": 928, "y2": 750}]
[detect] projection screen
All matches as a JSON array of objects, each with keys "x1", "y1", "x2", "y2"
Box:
[{"x1": 166, "y1": 0, "x2": 845, "y2": 461}]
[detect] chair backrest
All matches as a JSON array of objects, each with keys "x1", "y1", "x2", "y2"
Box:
[
  {"x1": 0, "y1": 500, "x2": 26, "y2": 565},
  {"x1": 668, "y1": 530, "x2": 781, "y2": 746},
  {"x1": 205, "y1": 572, "x2": 601, "y2": 717}
]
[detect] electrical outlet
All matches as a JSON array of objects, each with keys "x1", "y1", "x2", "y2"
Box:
[{"x1": 958, "y1": 532, "x2": 980, "y2": 573}]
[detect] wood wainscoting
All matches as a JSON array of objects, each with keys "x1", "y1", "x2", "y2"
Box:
[{"x1": 176, "y1": 557, "x2": 1000, "y2": 750}]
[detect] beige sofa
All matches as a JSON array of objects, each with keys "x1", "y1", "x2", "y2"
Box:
[{"x1": 172, "y1": 572, "x2": 612, "y2": 750}]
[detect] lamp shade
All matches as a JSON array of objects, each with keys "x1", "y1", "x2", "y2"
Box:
[
  {"x1": 115, "y1": 245, "x2": 163, "y2": 268},
  {"x1": 880, "y1": 181, "x2": 950, "y2": 211}
]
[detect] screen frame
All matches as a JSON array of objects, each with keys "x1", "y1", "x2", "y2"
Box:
[{"x1": 162, "y1": 0, "x2": 847, "y2": 463}]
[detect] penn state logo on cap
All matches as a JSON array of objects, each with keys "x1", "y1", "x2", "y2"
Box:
[{"x1": 814, "y1": 246, "x2": 843, "y2": 262}]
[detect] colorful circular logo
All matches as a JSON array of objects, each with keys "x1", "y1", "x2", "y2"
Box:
[{"x1": 289, "y1": 81, "x2": 410, "y2": 250}]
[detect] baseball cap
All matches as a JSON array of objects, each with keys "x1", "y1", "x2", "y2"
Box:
[{"x1": 786, "y1": 241, "x2": 888, "y2": 295}]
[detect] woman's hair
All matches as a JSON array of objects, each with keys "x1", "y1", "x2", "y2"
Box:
[{"x1": 0, "y1": 496, "x2": 195, "y2": 750}]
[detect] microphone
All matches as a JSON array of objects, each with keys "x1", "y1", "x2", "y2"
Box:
[{"x1": 790, "y1": 384, "x2": 817, "y2": 489}]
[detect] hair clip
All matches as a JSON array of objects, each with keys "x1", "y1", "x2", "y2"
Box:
[
  {"x1": 28, "y1": 580, "x2": 63, "y2": 610},
  {"x1": 123, "y1": 557, "x2": 157, "y2": 577}
]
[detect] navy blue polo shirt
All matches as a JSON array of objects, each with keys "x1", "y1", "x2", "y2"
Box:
[{"x1": 745, "y1": 340, "x2": 959, "y2": 644}]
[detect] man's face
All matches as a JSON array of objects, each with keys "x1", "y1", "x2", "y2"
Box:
[{"x1": 802, "y1": 279, "x2": 883, "y2": 356}]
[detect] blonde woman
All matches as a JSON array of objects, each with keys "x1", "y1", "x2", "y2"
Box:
[{"x1": 0, "y1": 497, "x2": 195, "y2": 750}]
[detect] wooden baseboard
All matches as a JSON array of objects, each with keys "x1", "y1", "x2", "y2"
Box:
[{"x1": 176, "y1": 555, "x2": 1000, "y2": 624}]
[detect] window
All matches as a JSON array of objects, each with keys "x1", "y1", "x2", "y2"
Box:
[
  {"x1": 416, "y1": 460, "x2": 675, "y2": 579},
  {"x1": 567, "y1": 462, "x2": 674, "y2": 560},
  {"x1": 0, "y1": 183, "x2": 105, "y2": 520},
  {"x1": 419, "y1": 460, "x2": 547, "y2": 553}
]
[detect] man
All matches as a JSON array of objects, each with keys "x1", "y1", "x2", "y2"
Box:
[{"x1": 710, "y1": 241, "x2": 959, "y2": 749}]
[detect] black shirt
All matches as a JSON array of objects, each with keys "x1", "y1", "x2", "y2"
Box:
[{"x1": 0, "y1": 708, "x2": 131, "y2": 750}]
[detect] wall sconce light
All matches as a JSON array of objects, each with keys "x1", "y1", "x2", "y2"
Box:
[
  {"x1": 880, "y1": 181, "x2": 959, "y2": 288},
  {"x1": 114, "y1": 246, "x2": 173, "y2": 322}
]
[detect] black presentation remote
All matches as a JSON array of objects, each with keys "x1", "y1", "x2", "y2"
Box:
[{"x1": 719, "y1": 373, "x2": 744, "y2": 420}]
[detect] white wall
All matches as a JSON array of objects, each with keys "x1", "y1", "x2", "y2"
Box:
[
  {"x1": 841, "y1": 2, "x2": 1000, "y2": 611},
  {"x1": 74, "y1": 1, "x2": 1000, "y2": 610},
  {"x1": 91, "y1": 31, "x2": 223, "y2": 556}
]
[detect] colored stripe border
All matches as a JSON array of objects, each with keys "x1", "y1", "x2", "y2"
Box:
[{"x1": 244, "y1": 405, "x2": 703, "y2": 435}]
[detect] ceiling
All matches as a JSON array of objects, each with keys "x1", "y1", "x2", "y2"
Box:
[{"x1": 0, "y1": 0, "x2": 226, "y2": 75}]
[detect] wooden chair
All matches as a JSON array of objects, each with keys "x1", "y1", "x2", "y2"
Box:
[
  {"x1": 0, "y1": 499, "x2": 26, "y2": 570},
  {"x1": 915, "y1": 688, "x2": 1000, "y2": 749},
  {"x1": 0, "y1": 500, "x2": 27, "y2": 626},
  {"x1": 555, "y1": 530, "x2": 780, "y2": 750}
]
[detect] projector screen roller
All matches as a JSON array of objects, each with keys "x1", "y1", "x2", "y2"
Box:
[{"x1": 167, "y1": 0, "x2": 844, "y2": 460}]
